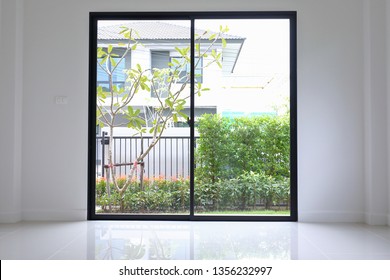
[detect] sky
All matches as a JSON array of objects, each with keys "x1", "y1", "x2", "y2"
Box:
[{"x1": 195, "y1": 19, "x2": 290, "y2": 75}]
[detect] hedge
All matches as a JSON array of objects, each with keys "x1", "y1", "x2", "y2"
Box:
[{"x1": 96, "y1": 114, "x2": 291, "y2": 213}]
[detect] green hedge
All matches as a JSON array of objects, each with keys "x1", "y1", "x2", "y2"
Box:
[
  {"x1": 96, "y1": 114, "x2": 291, "y2": 213},
  {"x1": 96, "y1": 173, "x2": 289, "y2": 213},
  {"x1": 195, "y1": 114, "x2": 290, "y2": 181}
]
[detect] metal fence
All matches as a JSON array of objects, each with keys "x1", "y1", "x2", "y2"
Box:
[{"x1": 96, "y1": 134, "x2": 194, "y2": 180}]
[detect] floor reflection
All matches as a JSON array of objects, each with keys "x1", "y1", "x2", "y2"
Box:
[
  {"x1": 2, "y1": 222, "x2": 389, "y2": 259},
  {"x1": 90, "y1": 222, "x2": 293, "y2": 260}
]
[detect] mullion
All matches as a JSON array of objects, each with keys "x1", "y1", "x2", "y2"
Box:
[{"x1": 189, "y1": 18, "x2": 195, "y2": 218}]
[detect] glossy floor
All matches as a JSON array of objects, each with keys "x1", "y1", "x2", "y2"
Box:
[{"x1": 1, "y1": 221, "x2": 390, "y2": 260}]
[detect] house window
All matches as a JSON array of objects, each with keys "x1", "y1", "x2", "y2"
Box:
[
  {"x1": 171, "y1": 56, "x2": 203, "y2": 84},
  {"x1": 97, "y1": 49, "x2": 129, "y2": 91},
  {"x1": 150, "y1": 52, "x2": 203, "y2": 98},
  {"x1": 151, "y1": 51, "x2": 170, "y2": 98}
]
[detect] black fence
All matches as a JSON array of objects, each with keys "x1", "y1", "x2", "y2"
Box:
[{"x1": 96, "y1": 134, "x2": 195, "y2": 180}]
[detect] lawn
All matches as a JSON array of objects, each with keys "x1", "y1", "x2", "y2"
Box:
[{"x1": 196, "y1": 209, "x2": 290, "y2": 215}]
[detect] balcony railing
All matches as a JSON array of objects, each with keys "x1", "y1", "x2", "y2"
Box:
[{"x1": 96, "y1": 135, "x2": 195, "y2": 180}]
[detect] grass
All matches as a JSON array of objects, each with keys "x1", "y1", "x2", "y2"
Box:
[
  {"x1": 96, "y1": 208, "x2": 290, "y2": 215},
  {"x1": 197, "y1": 209, "x2": 290, "y2": 215}
]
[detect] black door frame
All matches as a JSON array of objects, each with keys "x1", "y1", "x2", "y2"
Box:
[{"x1": 88, "y1": 11, "x2": 297, "y2": 221}]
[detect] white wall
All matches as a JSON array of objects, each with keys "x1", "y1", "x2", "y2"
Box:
[
  {"x1": 364, "y1": 0, "x2": 389, "y2": 225},
  {"x1": 0, "y1": 0, "x2": 23, "y2": 223},
  {"x1": 0, "y1": 0, "x2": 389, "y2": 224},
  {"x1": 387, "y1": 0, "x2": 390, "y2": 226}
]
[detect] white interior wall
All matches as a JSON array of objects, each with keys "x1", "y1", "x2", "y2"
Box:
[
  {"x1": 0, "y1": 0, "x2": 389, "y2": 224},
  {"x1": 0, "y1": 0, "x2": 22, "y2": 223},
  {"x1": 387, "y1": 0, "x2": 390, "y2": 226},
  {"x1": 364, "y1": 0, "x2": 389, "y2": 225}
]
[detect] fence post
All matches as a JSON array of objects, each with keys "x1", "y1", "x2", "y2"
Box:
[{"x1": 101, "y1": 131, "x2": 108, "y2": 177}]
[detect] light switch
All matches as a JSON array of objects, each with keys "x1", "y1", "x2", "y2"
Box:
[{"x1": 55, "y1": 96, "x2": 68, "y2": 105}]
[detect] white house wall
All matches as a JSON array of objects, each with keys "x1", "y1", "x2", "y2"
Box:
[
  {"x1": 0, "y1": 0, "x2": 389, "y2": 224},
  {"x1": 100, "y1": 42, "x2": 231, "y2": 111}
]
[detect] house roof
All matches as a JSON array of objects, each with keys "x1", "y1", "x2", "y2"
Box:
[
  {"x1": 98, "y1": 21, "x2": 245, "y2": 41},
  {"x1": 98, "y1": 21, "x2": 246, "y2": 73}
]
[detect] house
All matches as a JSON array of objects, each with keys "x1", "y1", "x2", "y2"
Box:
[{"x1": 97, "y1": 21, "x2": 247, "y2": 133}]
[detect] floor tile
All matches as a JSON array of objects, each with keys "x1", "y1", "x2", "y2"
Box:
[{"x1": 0, "y1": 221, "x2": 389, "y2": 260}]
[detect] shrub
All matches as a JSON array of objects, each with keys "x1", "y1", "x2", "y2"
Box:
[
  {"x1": 96, "y1": 113, "x2": 291, "y2": 213},
  {"x1": 96, "y1": 174, "x2": 289, "y2": 213},
  {"x1": 195, "y1": 114, "x2": 232, "y2": 183},
  {"x1": 195, "y1": 114, "x2": 290, "y2": 181}
]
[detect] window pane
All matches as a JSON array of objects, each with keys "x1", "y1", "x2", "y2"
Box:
[
  {"x1": 112, "y1": 58, "x2": 126, "y2": 83},
  {"x1": 95, "y1": 20, "x2": 191, "y2": 215},
  {"x1": 97, "y1": 53, "x2": 128, "y2": 91},
  {"x1": 151, "y1": 51, "x2": 170, "y2": 98},
  {"x1": 194, "y1": 19, "x2": 291, "y2": 217}
]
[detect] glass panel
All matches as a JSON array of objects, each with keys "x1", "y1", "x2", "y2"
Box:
[
  {"x1": 194, "y1": 19, "x2": 291, "y2": 216},
  {"x1": 95, "y1": 20, "x2": 191, "y2": 215}
]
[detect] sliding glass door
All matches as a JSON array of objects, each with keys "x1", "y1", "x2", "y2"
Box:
[
  {"x1": 88, "y1": 12, "x2": 297, "y2": 221},
  {"x1": 194, "y1": 19, "x2": 291, "y2": 217},
  {"x1": 93, "y1": 19, "x2": 192, "y2": 216}
]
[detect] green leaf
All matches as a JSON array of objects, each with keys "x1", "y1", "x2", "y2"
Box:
[
  {"x1": 119, "y1": 26, "x2": 129, "y2": 34},
  {"x1": 134, "y1": 117, "x2": 145, "y2": 126},
  {"x1": 133, "y1": 29, "x2": 141, "y2": 39},
  {"x1": 119, "y1": 27, "x2": 131, "y2": 39},
  {"x1": 108, "y1": 45, "x2": 113, "y2": 54},
  {"x1": 172, "y1": 114, "x2": 178, "y2": 123},
  {"x1": 142, "y1": 83, "x2": 150, "y2": 92},
  {"x1": 165, "y1": 99, "x2": 173, "y2": 108},
  {"x1": 195, "y1": 43, "x2": 200, "y2": 54},
  {"x1": 99, "y1": 56, "x2": 108, "y2": 66},
  {"x1": 110, "y1": 57, "x2": 117, "y2": 67},
  {"x1": 175, "y1": 47, "x2": 183, "y2": 56},
  {"x1": 121, "y1": 93, "x2": 129, "y2": 102},
  {"x1": 123, "y1": 31, "x2": 131, "y2": 39},
  {"x1": 172, "y1": 58, "x2": 180, "y2": 65},
  {"x1": 221, "y1": 38, "x2": 227, "y2": 48},
  {"x1": 97, "y1": 48, "x2": 107, "y2": 58},
  {"x1": 178, "y1": 111, "x2": 188, "y2": 119},
  {"x1": 175, "y1": 103, "x2": 184, "y2": 111}
]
